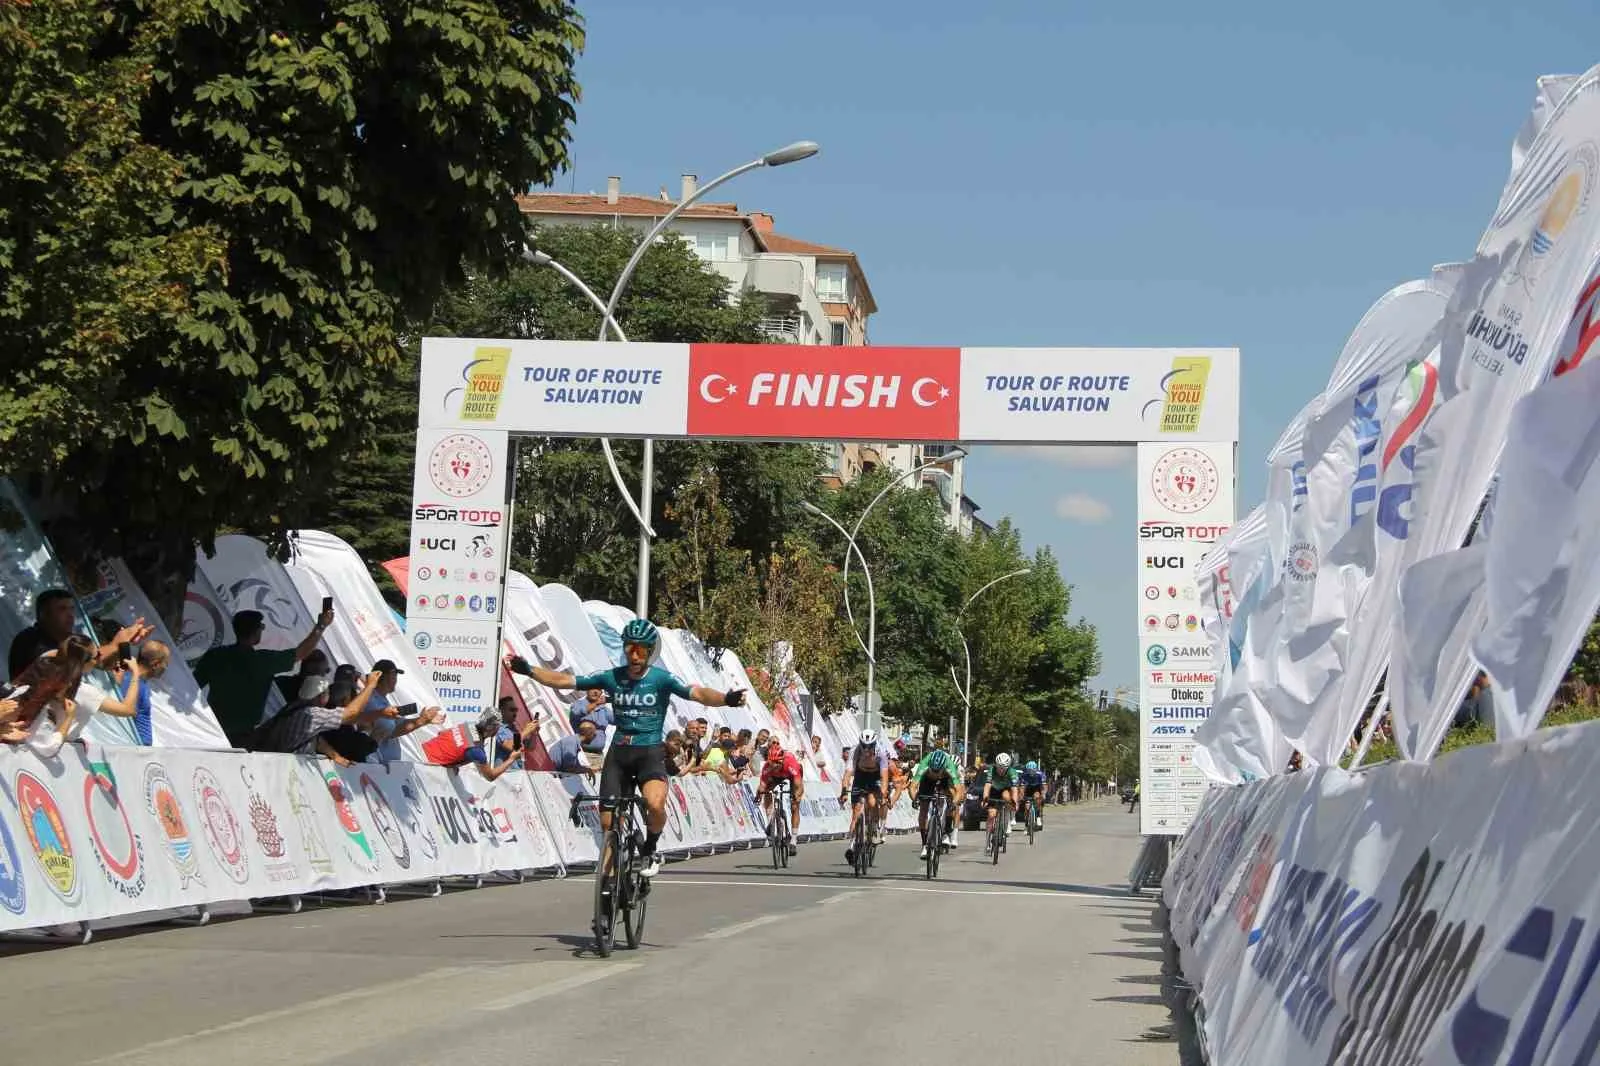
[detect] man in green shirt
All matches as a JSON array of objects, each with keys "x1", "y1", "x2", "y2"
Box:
[{"x1": 195, "y1": 606, "x2": 332, "y2": 747}]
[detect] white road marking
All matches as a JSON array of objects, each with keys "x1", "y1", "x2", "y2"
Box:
[
  {"x1": 87, "y1": 960, "x2": 641, "y2": 1066},
  {"x1": 699, "y1": 912, "x2": 791, "y2": 940},
  {"x1": 656, "y1": 877, "x2": 1099, "y2": 899},
  {"x1": 474, "y1": 963, "x2": 641, "y2": 1011},
  {"x1": 86, "y1": 965, "x2": 478, "y2": 1063}
]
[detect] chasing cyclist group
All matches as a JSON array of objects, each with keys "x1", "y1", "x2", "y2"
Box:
[{"x1": 505, "y1": 617, "x2": 1050, "y2": 879}]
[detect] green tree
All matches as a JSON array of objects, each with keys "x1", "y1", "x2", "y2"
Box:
[{"x1": 1, "y1": 0, "x2": 582, "y2": 615}]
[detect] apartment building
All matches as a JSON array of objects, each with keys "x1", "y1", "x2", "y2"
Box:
[{"x1": 518, "y1": 176, "x2": 978, "y2": 533}]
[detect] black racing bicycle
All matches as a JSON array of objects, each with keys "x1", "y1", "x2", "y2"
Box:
[
  {"x1": 920, "y1": 793, "x2": 949, "y2": 880},
  {"x1": 766, "y1": 780, "x2": 795, "y2": 869},
  {"x1": 987, "y1": 799, "x2": 1011, "y2": 866},
  {"x1": 571, "y1": 791, "x2": 650, "y2": 957}
]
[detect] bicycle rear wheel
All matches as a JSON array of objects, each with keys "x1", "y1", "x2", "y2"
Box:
[{"x1": 593, "y1": 830, "x2": 621, "y2": 957}]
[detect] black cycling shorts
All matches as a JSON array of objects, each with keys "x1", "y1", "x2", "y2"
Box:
[
  {"x1": 849, "y1": 777, "x2": 884, "y2": 802},
  {"x1": 985, "y1": 788, "x2": 1014, "y2": 809},
  {"x1": 917, "y1": 775, "x2": 956, "y2": 800},
  {"x1": 599, "y1": 743, "x2": 668, "y2": 807}
]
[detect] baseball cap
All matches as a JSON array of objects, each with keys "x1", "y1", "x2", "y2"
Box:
[
  {"x1": 477, "y1": 709, "x2": 503, "y2": 734},
  {"x1": 299, "y1": 675, "x2": 332, "y2": 700},
  {"x1": 372, "y1": 659, "x2": 404, "y2": 676}
]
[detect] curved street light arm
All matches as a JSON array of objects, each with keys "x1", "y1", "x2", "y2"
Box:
[
  {"x1": 954, "y1": 565, "x2": 1030, "y2": 768},
  {"x1": 803, "y1": 504, "x2": 875, "y2": 664},
  {"x1": 522, "y1": 247, "x2": 657, "y2": 539},
  {"x1": 840, "y1": 448, "x2": 968, "y2": 637}
]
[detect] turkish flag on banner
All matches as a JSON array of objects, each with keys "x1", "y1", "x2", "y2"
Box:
[{"x1": 686, "y1": 344, "x2": 960, "y2": 441}]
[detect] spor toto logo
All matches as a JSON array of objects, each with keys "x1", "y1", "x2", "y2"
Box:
[
  {"x1": 427, "y1": 433, "x2": 495, "y2": 499},
  {"x1": 1151, "y1": 447, "x2": 1221, "y2": 515}
]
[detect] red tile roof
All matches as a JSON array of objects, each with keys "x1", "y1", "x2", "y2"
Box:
[
  {"x1": 761, "y1": 232, "x2": 854, "y2": 257},
  {"x1": 516, "y1": 193, "x2": 744, "y2": 220}
]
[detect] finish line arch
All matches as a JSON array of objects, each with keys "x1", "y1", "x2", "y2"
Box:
[{"x1": 409, "y1": 339, "x2": 1239, "y2": 834}]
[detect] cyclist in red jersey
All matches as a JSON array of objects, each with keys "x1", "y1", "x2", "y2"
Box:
[{"x1": 756, "y1": 741, "x2": 804, "y2": 856}]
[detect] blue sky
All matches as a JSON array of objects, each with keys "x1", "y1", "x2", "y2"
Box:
[{"x1": 562, "y1": 0, "x2": 1600, "y2": 696}]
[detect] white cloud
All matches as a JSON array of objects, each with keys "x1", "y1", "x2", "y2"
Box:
[
  {"x1": 1054, "y1": 493, "x2": 1113, "y2": 524},
  {"x1": 991, "y1": 445, "x2": 1134, "y2": 468}
]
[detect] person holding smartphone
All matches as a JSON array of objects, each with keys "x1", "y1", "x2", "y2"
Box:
[{"x1": 194, "y1": 604, "x2": 333, "y2": 748}]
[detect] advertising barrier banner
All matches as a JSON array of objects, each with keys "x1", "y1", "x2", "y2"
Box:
[
  {"x1": 0, "y1": 741, "x2": 913, "y2": 935},
  {"x1": 1164, "y1": 718, "x2": 1600, "y2": 1066}
]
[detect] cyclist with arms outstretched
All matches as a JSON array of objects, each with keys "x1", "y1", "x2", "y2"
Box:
[
  {"x1": 841, "y1": 728, "x2": 892, "y2": 867},
  {"x1": 507, "y1": 618, "x2": 744, "y2": 878},
  {"x1": 910, "y1": 742, "x2": 962, "y2": 859},
  {"x1": 755, "y1": 740, "x2": 803, "y2": 856},
  {"x1": 980, "y1": 752, "x2": 1020, "y2": 854}
]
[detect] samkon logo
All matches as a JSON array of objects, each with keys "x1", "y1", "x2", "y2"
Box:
[
  {"x1": 433, "y1": 631, "x2": 491, "y2": 649},
  {"x1": 1140, "y1": 522, "x2": 1231, "y2": 540},
  {"x1": 1140, "y1": 355, "x2": 1211, "y2": 433},
  {"x1": 687, "y1": 344, "x2": 960, "y2": 441},
  {"x1": 414, "y1": 504, "x2": 503, "y2": 526},
  {"x1": 443, "y1": 346, "x2": 510, "y2": 422}
]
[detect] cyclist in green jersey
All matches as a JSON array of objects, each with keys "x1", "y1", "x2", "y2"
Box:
[
  {"x1": 910, "y1": 742, "x2": 963, "y2": 858},
  {"x1": 507, "y1": 618, "x2": 745, "y2": 877},
  {"x1": 980, "y1": 752, "x2": 1020, "y2": 853}
]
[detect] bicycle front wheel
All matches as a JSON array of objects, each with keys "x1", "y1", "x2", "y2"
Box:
[
  {"x1": 769, "y1": 811, "x2": 783, "y2": 869},
  {"x1": 593, "y1": 830, "x2": 621, "y2": 957},
  {"x1": 1027, "y1": 802, "x2": 1036, "y2": 846},
  {"x1": 623, "y1": 852, "x2": 648, "y2": 950}
]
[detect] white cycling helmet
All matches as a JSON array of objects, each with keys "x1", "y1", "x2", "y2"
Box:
[
  {"x1": 860, "y1": 728, "x2": 878, "y2": 745},
  {"x1": 996, "y1": 753, "x2": 1014, "y2": 770}
]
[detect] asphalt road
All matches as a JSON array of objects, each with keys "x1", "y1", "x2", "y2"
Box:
[{"x1": 4, "y1": 797, "x2": 1176, "y2": 1066}]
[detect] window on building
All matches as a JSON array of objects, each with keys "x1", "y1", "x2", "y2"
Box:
[
  {"x1": 922, "y1": 444, "x2": 953, "y2": 460},
  {"x1": 690, "y1": 233, "x2": 733, "y2": 262},
  {"x1": 829, "y1": 321, "x2": 847, "y2": 346},
  {"x1": 815, "y1": 263, "x2": 848, "y2": 302}
]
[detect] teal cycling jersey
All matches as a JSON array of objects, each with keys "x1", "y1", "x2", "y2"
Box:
[{"x1": 571, "y1": 665, "x2": 692, "y2": 745}]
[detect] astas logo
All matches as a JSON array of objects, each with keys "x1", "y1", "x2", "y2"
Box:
[{"x1": 687, "y1": 345, "x2": 960, "y2": 441}]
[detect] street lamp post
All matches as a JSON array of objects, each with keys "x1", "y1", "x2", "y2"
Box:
[
  {"x1": 950, "y1": 567, "x2": 1031, "y2": 768},
  {"x1": 835, "y1": 448, "x2": 968, "y2": 730},
  {"x1": 594, "y1": 142, "x2": 820, "y2": 618},
  {"x1": 801, "y1": 501, "x2": 875, "y2": 728}
]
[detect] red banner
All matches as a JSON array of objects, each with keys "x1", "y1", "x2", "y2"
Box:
[{"x1": 687, "y1": 344, "x2": 960, "y2": 441}]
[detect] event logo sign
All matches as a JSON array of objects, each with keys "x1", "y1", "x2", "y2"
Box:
[
  {"x1": 287, "y1": 764, "x2": 334, "y2": 876},
  {"x1": 16, "y1": 771, "x2": 79, "y2": 904},
  {"x1": 360, "y1": 774, "x2": 410, "y2": 871},
  {"x1": 84, "y1": 773, "x2": 145, "y2": 899},
  {"x1": 240, "y1": 767, "x2": 297, "y2": 883},
  {"x1": 143, "y1": 763, "x2": 202, "y2": 888},
  {"x1": 322, "y1": 769, "x2": 378, "y2": 874},
  {"x1": 399, "y1": 779, "x2": 440, "y2": 863},
  {"x1": 193, "y1": 767, "x2": 248, "y2": 884}
]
